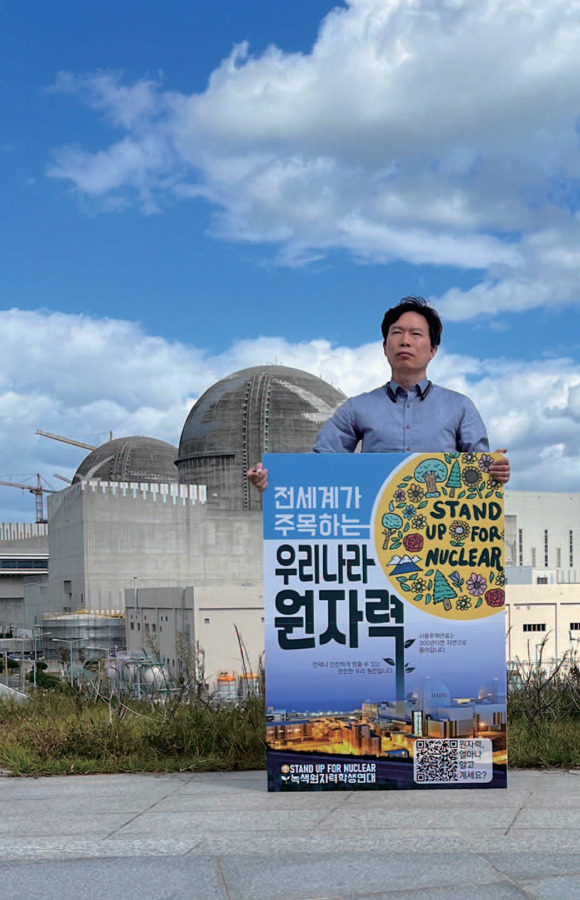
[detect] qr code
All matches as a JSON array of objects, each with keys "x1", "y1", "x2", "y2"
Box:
[
  {"x1": 413, "y1": 738, "x2": 493, "y2": 784},
  {"x1": 414, "y1": 739, "x2": 459, "y2": 783}
]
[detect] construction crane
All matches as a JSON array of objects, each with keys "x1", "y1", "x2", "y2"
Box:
[
  {"x1": 53, "y1": 473, "x2": 73, "y2": 485},
  {"x1": 35, "y1": 430, "x2": 98, "y2": 451},
  {"x1": 0, "y1": 474, "x2": 55, "y2": 524}
]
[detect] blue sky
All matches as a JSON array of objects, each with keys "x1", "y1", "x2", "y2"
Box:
[{"x1": 2, "y1": 0, "x2": 580, "y2": 519}]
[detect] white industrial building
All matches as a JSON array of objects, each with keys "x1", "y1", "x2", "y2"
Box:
[{"x1": 505, "y1": 492, "x2": 580, "y2": 668}]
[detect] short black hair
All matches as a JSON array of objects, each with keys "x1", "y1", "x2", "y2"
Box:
[{"x1": 381, "y1": 296, "x2": 442, "y2": 348}]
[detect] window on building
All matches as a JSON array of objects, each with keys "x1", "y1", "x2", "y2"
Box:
[
  {"x1": 557, "y1": 548, "x2": 562, "y2": 568},
  {"x1": 523, "y1": 623, "x2": 546, "y2": 632},
  {"x1": 518, "y1": 529, "x2": 523, "y2": 566},
  {"x1": 130, "y1": 622, "x2": 134, "y2": 631},
  {"x1": 204, "y1": 617, "x2": 210, "y2": 624},
  {"x1": 152, "y1": 623, "x2": 156, "y2": 632},
  {"x1": 536, "y1": 576, "x2": 548, "y2": 584},
  {"x1": 570, "y1": 623, "x2": 580, "y2": 631},
  {"x1": 544, "y1": 529, "x2": 549, "y2": 567},
  {"x1": 531, "y1": 548, "x2": 536, "y2": 567}
]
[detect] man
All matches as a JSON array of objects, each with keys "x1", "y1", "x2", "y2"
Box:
[{"x1": 248, "y1": 297, "x2": 509, "y2": 489}]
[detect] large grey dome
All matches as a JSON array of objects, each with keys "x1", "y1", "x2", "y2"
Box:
[
  {"x1": 177, "y1": 365, "x2": 345, "y2": 509},
  {"x1": 73, "y1": 437, "x2": 178, "y2": 485}
]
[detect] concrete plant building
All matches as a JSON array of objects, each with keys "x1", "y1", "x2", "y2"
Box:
[
  {"x1": 42, "y1": 365, "x2": 345, "y2": 685},
  {"x1": 0, "y1": 522, "x2": 49, "y2": 633}
]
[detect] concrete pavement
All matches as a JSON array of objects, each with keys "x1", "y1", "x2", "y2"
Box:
[{"x1": 0, "y1": 769, "x2": 579, "y2": 899}]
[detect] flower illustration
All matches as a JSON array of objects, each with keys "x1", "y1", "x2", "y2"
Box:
[
  {"x1": 412, "y1": 577, "x2": 426, "y2": 593},
  {"x1": 449, "y1": 571, "x2": 464, "y2": 588},
  {"x1": 394, "y1": 489, "x2": 406, "y2": 502},
  {"x1": 407, "y1": 484, "x2": 424, "y2": 503},
  {"x1": 449, "y1": 520, "x2": 471, "y2": 542},
  {"x1": 462, "y1": 466, "x2": 482, "y2": 487},
  {"x1": 487, "y1": 478, "x2": 502, "y2": 491},
  {"x1": 478, "y1": 454, "x2": 494, "y2": 472},
  {"x1": 402, "y1": 504, "x2": 416, "y2": 519},
  {"x1": 495, "y1": 572, "x2": 506, "y2": 587},
  {"x1": 411, "y1": 514, "x2": 427, "y2": 529},
  {"x1": 462, "y1": 452, "x2": 476, "y2": 464},
  {"x1": 485, "y1": 588, "x2": 505, "y2": 608},
  {"x1": 456, "y1": 595, "x2": 472, "y2": 611},
  {"x1": 403, "y1": 533, "x2": 424, "y2": 552},
  {"x1": 467, "y1": 572, "x2": 487, "y2": 597}
]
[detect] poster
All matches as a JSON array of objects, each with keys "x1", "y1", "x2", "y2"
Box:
[{"x1": 263, "y1": 452, "x2": 507, "y2": 791}]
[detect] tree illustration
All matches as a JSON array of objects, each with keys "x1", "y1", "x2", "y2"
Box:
[
  {"x1": 446, "y1": 460, "x2": 461, "y2": 497},
  {"x1": 383, "y1": 637, "x2": 416, "y2": 702},
  {"x1": 414, "y1": 458, "x2": 448, "y2": 498},
  {"x1": 382, "y1": 503, "x2": 403, "y2": 549},
  {"x1": 433, "y1": 570, "x2": 457, "y2": 612}
]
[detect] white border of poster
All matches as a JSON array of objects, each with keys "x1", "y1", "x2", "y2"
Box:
[{"x1": 264, "y1": 452, "x2": 507, "y2": 792}]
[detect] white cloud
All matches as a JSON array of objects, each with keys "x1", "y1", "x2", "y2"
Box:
[
  {"x1": 45, "y1": 0, "x2": 580, "y2": 314},
  {"x1": 1, "y1": 307, "x2": 580, "y2": 520}
]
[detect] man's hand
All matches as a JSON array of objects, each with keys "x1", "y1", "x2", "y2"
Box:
[
  {"x1": 490, "y1": 449, "x2": 510, "y2": 485},
  {"x1": 247, "y1": 462, "x2": 269, "y2": 492}
]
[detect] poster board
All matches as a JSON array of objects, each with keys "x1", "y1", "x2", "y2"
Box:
[{"x1": 263, "y1": 452, "x2": 507, "y2": 791}]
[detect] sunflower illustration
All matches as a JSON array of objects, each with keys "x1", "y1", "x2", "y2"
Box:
[
  {"x1": 407, "y1": 484, "x2": 424, "y2": 503},
  {"x1": 462, "y1": 466, "x2": 482, "y2": 487},
  {"x1": 449, "y1": 520, "x2": 470, "y2": 542}
]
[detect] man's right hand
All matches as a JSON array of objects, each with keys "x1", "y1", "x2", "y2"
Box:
[{"x1": 247, "y1": 462, "x2": 268, "y2": 492}]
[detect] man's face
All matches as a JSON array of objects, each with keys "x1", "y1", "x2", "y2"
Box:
[{"x1": 383, "y1": 311, "x2": 437, "y2": 379}]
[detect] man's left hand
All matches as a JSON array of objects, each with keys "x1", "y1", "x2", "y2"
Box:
[{"x1": 490, "y1": 449, "x2": 510, "y2": 484}]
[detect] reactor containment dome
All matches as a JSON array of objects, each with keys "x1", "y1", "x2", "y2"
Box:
[
  {"x1": 176, "y1": 365, "x2": 345, "y2": 509},
  {"x1": 73, "y1": 436, "x2": 178, "y2": 485}
]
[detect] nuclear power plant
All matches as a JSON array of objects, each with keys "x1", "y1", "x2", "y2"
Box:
[
  {"x1": 0, "y1": 365, "x2": 345, "y2": 688},
  {"x1": 2, "y1": 363, "x2": 580, "y2": 691}
]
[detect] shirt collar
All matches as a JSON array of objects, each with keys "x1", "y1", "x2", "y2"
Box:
[{"x1": 387, "y1": 377, "x2": 431, "y2": 400}]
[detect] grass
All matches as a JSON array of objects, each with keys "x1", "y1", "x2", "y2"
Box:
[
  {"x1": 0, "y1": 690, "x2": 266, "y2": 776},
  {"x1": 506, "y1": 659, "x2": 580, "y2": 768},
  {"x1": 507, "y1": 717, "x2": 580, "y2": 768},
  {"x1": 3, "y1": 656, "x2": 580, "y2": 775}
]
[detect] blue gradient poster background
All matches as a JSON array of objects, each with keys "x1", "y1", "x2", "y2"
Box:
[{"x1": 264, "y1": 453, "x2": 507, "y2": 791}]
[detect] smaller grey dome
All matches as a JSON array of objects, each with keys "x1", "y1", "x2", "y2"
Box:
[
  {"x1": 408, "y1": 677, "x2": 452, "y2": 712},
  {"x1": 73, "y1": 437, "x2": 178, "y2": 485}
]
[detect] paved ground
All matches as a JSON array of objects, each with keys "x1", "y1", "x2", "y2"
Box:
[{"x1": 0, "y1": 769, "x2": 579, "y2": 899}]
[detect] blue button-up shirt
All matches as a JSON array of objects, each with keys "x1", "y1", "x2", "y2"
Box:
[{"x1": 313, "y1": 378, "x2": 489, "y2": 454}]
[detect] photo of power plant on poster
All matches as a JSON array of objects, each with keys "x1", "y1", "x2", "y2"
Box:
[{"x1": 263, "y1": 453, "x2": 507, "y2": 792}]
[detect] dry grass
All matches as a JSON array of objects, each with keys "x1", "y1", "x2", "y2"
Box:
[{"x1": 0, "y1": 690, "x2": 266, "y2": 776}]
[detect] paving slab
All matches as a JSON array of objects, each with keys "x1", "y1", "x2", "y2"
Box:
[
  {"x1": 521, "y1": 877, "x2": 580, "y2": 900},
  {"x1": 0, "y1": 769, "x2": 578, "y2": 899}
]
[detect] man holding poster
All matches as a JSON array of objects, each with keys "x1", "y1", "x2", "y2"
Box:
[
  {"x1": 248, "y1": 297, "x2": 509, "y2": 487},
  {"x1": 254, "y1": 298, "x2": 510, "y2": 793}
]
